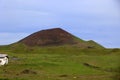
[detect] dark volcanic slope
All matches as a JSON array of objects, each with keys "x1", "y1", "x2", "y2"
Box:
[{"x1": 19, "y1": 28, "x2": 77, "y2": 46}]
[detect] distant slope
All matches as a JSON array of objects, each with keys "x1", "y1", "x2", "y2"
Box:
[
  {"x1": 16, "y1": 28, "x2": 104, "y2": 48},
  {"x1": 86, "y1": 40, "x2": 104, "y2": 49}
]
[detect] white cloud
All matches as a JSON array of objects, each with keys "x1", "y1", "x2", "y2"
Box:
[{"x1": 0, "y1": 32, "x2": 29, "y2": 45}]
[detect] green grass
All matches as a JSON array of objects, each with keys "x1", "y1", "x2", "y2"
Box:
[{"x1": 0, "y1": 45, "x2": 120, "y2": 80}]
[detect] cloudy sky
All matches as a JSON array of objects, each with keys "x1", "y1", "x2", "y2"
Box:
[{"x1": 0, "y1": 0, "x2": 120, "y2": 48}]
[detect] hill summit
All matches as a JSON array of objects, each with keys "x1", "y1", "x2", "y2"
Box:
[
  {"x1": 18, "y1": 28, "x2": 104, "y2": 48},
  {"x1": 19, "y1": 28, "x2": 77, "y2": 46}
]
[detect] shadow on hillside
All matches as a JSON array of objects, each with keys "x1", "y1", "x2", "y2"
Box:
[
  {"x1": 83, "y1": 62, "x2": 120, "y2": 80},
  {"x1": 112, "y1": 67, "x2": 120, "y2": 80},
  {"x1": 0, "y1": 78, "x2": 9, "y2": 80}
]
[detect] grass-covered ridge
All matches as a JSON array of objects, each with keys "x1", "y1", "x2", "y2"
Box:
[{"x1": 0, "y1": 44, "x2": 120, "y2": 80}]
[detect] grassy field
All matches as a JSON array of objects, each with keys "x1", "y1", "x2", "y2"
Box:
[{"x1": 0, "y1": 45, "x2": 120, "y2": 80}]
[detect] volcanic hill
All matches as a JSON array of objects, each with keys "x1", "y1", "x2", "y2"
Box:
[
  {"x1": 18, "y1": 28, "x2": 104, "y2": 48},
  {"x1": 18, "y1": 28, "x2": 77, "y2": 46}
]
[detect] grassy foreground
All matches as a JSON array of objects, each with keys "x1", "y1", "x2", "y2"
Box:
[{"x1": 0, "y1": 45, "x2": 120, "y2": 80}]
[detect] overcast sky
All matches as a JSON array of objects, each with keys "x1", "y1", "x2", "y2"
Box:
[{"x1": 0, "y1": 0, "x2": 120, "y2": 48}]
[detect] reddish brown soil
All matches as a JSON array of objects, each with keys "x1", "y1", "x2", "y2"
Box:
[{"x1": 19, "y1": 28, "x2": 77, "y2": 46}]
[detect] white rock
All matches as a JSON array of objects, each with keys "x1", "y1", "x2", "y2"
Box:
[{"x1": 0, "y1": 54, "x2": 8, "y2": 66}]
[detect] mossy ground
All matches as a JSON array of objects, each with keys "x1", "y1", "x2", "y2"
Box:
[{"x1": 0, "y1": 45, "x2": 120, "y2": 80}]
